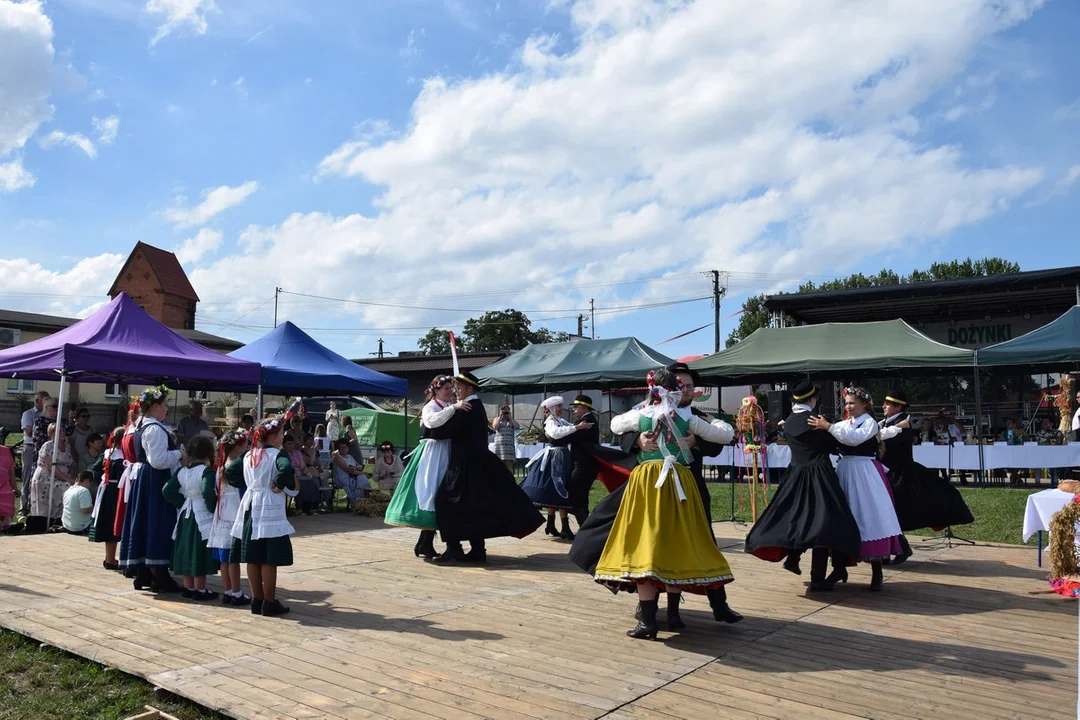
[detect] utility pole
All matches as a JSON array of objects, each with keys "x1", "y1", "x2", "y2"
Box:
[
  {"x1": 577, "y1": 314, "x2": 584, "y2": 337},
  {"x1": 376, "y1": 338, "x2": 385, "y2": 359},
  {"x1": 711, "y1": 271, "x2": 725, "y2": 353},
  {"x1": 589, "y1": 298, "x2": 595, "y2": 339},
  {"x1": 273, "y1": 286, "x2": 281, "y2": 327}
]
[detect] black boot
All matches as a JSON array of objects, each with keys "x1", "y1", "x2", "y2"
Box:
[
  {"x1": 666, "y1": 592, "x2": 686, "y2": 630},
  {"x1": 544, "y1": 514, "x2": 558, "y2": 537},
  {"x1": 890, "y1": 535, "x2": 912, "y2": 565},
  {"x1": 627, "y1": 598, "x2": 659, "y2": 640},
  {"x1": 559, "y1": 516, "x2": 575, "y2": 541},
  {"x1": 824, "y1": 552, "x2": 848, "y2": 585},
  {"x1": 433, "y1": 541, "x2": 466, "y2": 564},
  {"x1": 573, "y1": 508, "x2": 588, "y2": 527},
  {"x1": 413, "y1": 530, "x2": 439, "y2": 559},
  {"x1": 870, "y1": 562, "x2": 884, "y2": 591},
  {"x1": 132, "y1": 565, "x2": 153, "y2": 591},
  {"x1": 706, "y1": 586, "x2": 743, "y2": 623},
  {"x1": 783, "y1": 550, "x2": 804, "y2": 576},
  {"x1": 808, "y1": 547, "x2": 834, "y2": 592},
  {"x1": 150, "y1": 566, "x2": 181, "y2": 593},
  {"x1": 463, "y1": 539, "x2": 487, "y2": 563}
]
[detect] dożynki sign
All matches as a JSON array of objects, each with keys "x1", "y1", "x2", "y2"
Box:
[{"x1": 918, "y1": 314, "x2": 1057, "y2": 349}]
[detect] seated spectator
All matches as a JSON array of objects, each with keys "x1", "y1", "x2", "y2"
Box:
[
  {"x1": 332, "y1": 438, "x2": 369, "y2": 509},
  {"x1": 28, "y1": 423, "x2": 73, "y2": 532},
  {"x1": 241, "y1": 414, "x2": 255, "y2": 433},
  {"x1": 372, "y1": 441, "x2": 404, "y2": 490},
  {"x1": 0, "y1": 444, "x2": 18, "y2": 533},
  {"x1": 1035, "y1": 417, "x2": 1064, "y2": 484},
  {"x1": 62, "y1": 470, "x2": 94, "y2": 534},
  {"x1": 301, "y1": 434, "x2": 332, "y2": 512},
  {"x1": 83, "y1": 432, "x2": 104, "y2": 494},
  {"x1": 284, "y1": 433, "x2": 321, "y2": 516}
]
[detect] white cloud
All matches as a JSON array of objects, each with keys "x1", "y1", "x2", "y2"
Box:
[
  {"x1": 92, "y1": 114, "x2": 119, "y2": 144},
  {"x1": 89, "y1": 88, "x2": 105, "y2": 101},
  {"x1": 39, "y1": 129, "x2": 97, "y2": 157},
  {"x1": 174, "y1": 227, "x2": 223, "y2": 264},
  {"x1": 1059, "y1": 165, "x2": 1080, "y2": 189},
  {"x1": 0, "y1": 0, "x2": 55, "y2": 187},
  {"x1": 195, "y1": 0, "x2": 1045, "y2": 343},
  {"x1": 1053, "y1": 98, "x2": 1080, "y2": 122},
  {"x1": 0, "y1": 252, "x2": 125, "y2": 317},
  {"x1": 0, "y1": 158, "x2": 35, "y2": 192},
  {"x1": 401, "y1": 28, "x2": 424, "y2": 63},
  {"x1": 164, "y1": 180, "x2": 259, "y2": 228},
  {"x1": 231, "y1": 75, "x2": 247, "y2": 98},
  {"x1": 145, "y1": 0, "x2": 218, "y2": 47}
]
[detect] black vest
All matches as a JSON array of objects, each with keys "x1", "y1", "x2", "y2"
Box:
[
  {"x1": 880, "y1": 413, "x2": 914, "y2": 468},
  {"x1": 783, "y1": 411, "x2": 838, "y2": 465},
  {"x1": 838, "y1": 416, "x2": 879, "y2": 457},
  {"x1": 569, "y1": 411, "x2": 600, "y2": 460}
]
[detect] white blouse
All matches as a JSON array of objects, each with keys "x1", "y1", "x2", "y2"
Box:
[
  {"x1": 610, "y1": 407, "x2": 734, "y2": 445},
  {"x1": 829, "y1": 414, "x2": 880, "y2": 447},
  {"x1": 141, "y1": 419, "x2": 181, "y2": 471},
  {"x1": 544, "y1": 415, "x2": 576, "y2": 440},
  {"x1": 421, "y1": 400, "x2": 456, "y2": 429}
]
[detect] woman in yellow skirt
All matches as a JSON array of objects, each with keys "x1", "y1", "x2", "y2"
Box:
[{"x1": 594, "y1": 367, "x2": 735, "y2": 640}]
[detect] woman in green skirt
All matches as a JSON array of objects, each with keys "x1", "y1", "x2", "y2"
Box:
[
  {"x1": 163, "y1": 435, "x2": 219, "y2": 600},
  {"x1": 384, "y1": 375, "x2": 470, "y2": 559}
]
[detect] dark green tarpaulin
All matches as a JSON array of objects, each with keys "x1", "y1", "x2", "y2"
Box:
[
  {"x1": 978, "y1": 306, "x2": 1080, "y2": 372},
  {"x1": 340, "y1": 407, "x2": 421, "y2": 449},
  {"x1": 473, "y1": 337, "x2": 674, "y2": 391},
  {"x1": 689, "y1": 319, "x2": 974, "y2": 384}
]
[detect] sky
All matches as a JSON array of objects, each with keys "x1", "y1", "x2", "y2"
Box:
[{"x1": 1, "y1": 0, "x2": 1079, "y2": 362}]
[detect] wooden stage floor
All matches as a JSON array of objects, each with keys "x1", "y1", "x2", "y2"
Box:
[{"x1": 0, "y1": 514, "x2": 1073, "y2": 720}]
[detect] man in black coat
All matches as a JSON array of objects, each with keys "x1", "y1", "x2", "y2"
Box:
[
  {"x1": 567, "y1": 395, "x2": 601, "y2": 526},
  {"x1": 428, "y1": 373, "x2": 544, "y2": 564}
]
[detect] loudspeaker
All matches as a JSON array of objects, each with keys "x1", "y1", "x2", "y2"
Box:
[{"x1": 767, "y1": 390, "x2": 792, "y2": 424}]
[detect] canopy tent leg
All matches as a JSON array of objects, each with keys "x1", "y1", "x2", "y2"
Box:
[
  {"x1": 403, "y1": 397, "x2": 409, "y2": 450},
  {"x1": 256, "y1": 386, "x2": 264, "y2": 420},
  {"x1": 974, "y1": 350, "x2": 985, "y2": 487},
  {"x1": 45, "y1": 369, "x2": 69, "y2": 527}
]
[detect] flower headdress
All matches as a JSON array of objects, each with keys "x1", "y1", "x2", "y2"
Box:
[
  {"x1": 426, "y1": 375, "x2": 453, "y2": 397},
  {"x1": 216, "y1": 427, "x2": 250, "y2": 502},
  {"x1": 842, "y1": 387, "x2": 871, "y2": 403},
  {"x1": 138, "y1": 384, "x2": 170, "y2": 406},
  {"x1": 248, "y1": 417, "x2": 285, "y2": 467}
]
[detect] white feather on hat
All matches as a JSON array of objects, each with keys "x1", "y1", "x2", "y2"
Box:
[{"x1": 541, "y1": 396, "x2": 564, "y2": 410}]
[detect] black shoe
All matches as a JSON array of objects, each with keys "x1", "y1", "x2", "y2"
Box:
[
  {"x1": 666, "y1": 592, "x2": 686, "y2": 630},
  {"x1": 870, "y1": 563, "x2": 884, "y2": 592},
  {"x1": 782, "y1": 556, "x2": 802, "y2": 576},
  {"x1": 559, "y1": 517, "x2": 575, "y2": 542},
  {"x1": 262, "y1": 599, "x2": 290, "y2": 617},
  {"x1": 103, "y1": 560, "x2": 119, "y2": 571},
  {"x1": 544, "y1": 515, "x2": 558, "y2": 537},
  {"x1": 824, "y1": 567, "x2": 848, "y2": 585},
  {"x1": 462, "y1": 549, "x2": 487, "y2": 564},
  {"x1": 182, "y1": 588, "x2": 197, "y2": 599},
  {"x1": 234, "y1": 594, "x2": 252, "y2": 607},
  {"x1": 222, "y1": 594, "x2": 235, "y2": 606},
  {"x1": 151, "y1": 578, "x2": 182, "y2": 594},
  {"x1": 707, "y1": 587, "x2": 743, "y2": 623},
  {"x1": 195, "y1": 589, "x2": 218, "y2": 601},
  {"x1": 414, "y1": 531, "x2": 439, "y2": 559},
  {"x1": 133, "y1": 566, "x2": 153, "y2": 591},
  {"x1": 251, "y1": 598, "x2": 264, "y2": 615},
  {"x1": 432, "y1": 546, "x2": 467, "y2": 564},
  {"x1": 807, "y1": 581, "x2": 834, "y2": 592},
  {"x1": 891, "y1": 536, "x2": 913, "y2": 566},
  {"x1": 627, "y1": 599, "x2": 659, "y2": 640}
]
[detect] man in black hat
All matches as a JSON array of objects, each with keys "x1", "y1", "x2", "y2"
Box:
[
  {"x1": 428, "y1": 372, "x2": 544, "y2": 563},
  {"x1": 567, "y1": 395, "x2": 601, "y2": 525},
  {"x1": 880, "y1": 390, "x2": 915, "y2": 564}
]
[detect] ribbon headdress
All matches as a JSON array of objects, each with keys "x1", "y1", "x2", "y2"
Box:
[{"x1": 640, "y1": 368, "x2": 693, "y2": 501}]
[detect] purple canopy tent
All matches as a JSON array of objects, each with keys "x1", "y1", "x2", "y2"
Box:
[{"x1": 0, "y1": 292, "x2": 261, "y2": 524}]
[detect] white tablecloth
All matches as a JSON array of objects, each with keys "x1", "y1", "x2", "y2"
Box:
[
  {"x1": 488, "y1": 443, "x2": 545, "y2": 461},
  {"x1": 1022, "y1": 489, "x2": 1076, "y2": 543}
]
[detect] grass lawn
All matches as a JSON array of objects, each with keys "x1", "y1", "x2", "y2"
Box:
[
  {"x1": 587, "y1": 481, "x2": 1043, "y2": 546},
  {"x1": 0, "y1": 629, "x2": 226, "y2": 720}
]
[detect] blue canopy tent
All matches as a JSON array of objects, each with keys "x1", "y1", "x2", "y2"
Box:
[{"x1": 227, "y1": 321, "x2": 406, "y2": 398}]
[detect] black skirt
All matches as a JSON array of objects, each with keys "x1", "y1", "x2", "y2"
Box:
[
  {"x1": 889, "y1": 461, "x2": 974, "y2": 531},
  {"x1": 567, "y1": 480, "x2": 625, "y2": 576},
  {"x1": 743, "y1": 457, "x2": 862, "y2": 563},
  {"x1": 435, "y1": 449, "x2": 544, "y2": 542},
  {"x1": 88, "y1": 481, "x2": 121, "y2": 543}
]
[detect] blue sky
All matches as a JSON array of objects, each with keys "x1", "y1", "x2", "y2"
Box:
[{"x1": 1, "y1": 0, "x2": 1079, "y2": 362}]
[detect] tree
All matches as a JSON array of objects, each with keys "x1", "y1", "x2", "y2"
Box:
[
  {"x1": 531, "y1": 328, "x2": 573, "y2": 345},
  {"x1": 417, "y1": 328, "x2": 451, "y2": 355},
  {"x1": 726, "y1": 256, "x2": 1020, "y2": 346}
]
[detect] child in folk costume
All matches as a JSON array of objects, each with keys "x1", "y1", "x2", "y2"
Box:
[
  {"x1": 384, "y1": 375, "x2": 467, "y2": 559},
  {"x1": 112, "y1": 402, "x2": 141, "y2": 542},
  {"x1": 809, "y1": 387, "x2": 903, "y2": 591},
  {"x1": 89, "y1": 426, "x2": 126, "y2": 570},
  {"x1": 594, "y1": 367, "x2": 736, "y2": 640},
  {"x1": 209, "y1": 428, "x2": 251, "y2": 607},
  {"x1": 227, "y1": 408, "x2": 300, "y2": 617},
  {"x1": 163, "y1": 436, "x2": 219, "y2": 600},
  {"x1": 520, "y1": 396, "x2": 594, "y2": 541}
]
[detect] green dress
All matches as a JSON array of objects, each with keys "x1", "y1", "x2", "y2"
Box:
[
  {"x1": 164, "y1": 465, "x2": 220, "y2": 577},
  {"x1": 226, "y1": 451, "x2": 295, "y2": 566}
]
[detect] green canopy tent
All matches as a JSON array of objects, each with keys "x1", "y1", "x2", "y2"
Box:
[
  {"x1": 688, "y1": 319, "x2": 975, "y2": 385},
  {"x1": 341, "y1": 407, "x2": 421, "y2": 450},
  {"x1": 473, "y1": 336, "x2": 675, "y2": 392},
  {"x1": 977, "y1": 306, "x2": 1080, "y2": 373}
]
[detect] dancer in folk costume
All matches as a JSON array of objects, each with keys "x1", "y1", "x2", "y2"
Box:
[
  {"x1": 567, "y1": 395, "x2": 601, "y2": 526},
  {"x1": 591, "y1": 367, "x2": 738, "y2": 640},
  {"x1": 209, "y1": 428, "x2": 251, "y2": 606},
  {"x1": 809, "y1": 387, "x2": 903, "y2": 591},
  {"x1": 520, "y1": 396, "x2": 595, "y2": 541},
  {"x1": 119, "y1": 386, "x2": 184, "y2": 593},
  {"x1": 743, "y1": 381, "x2": 862, "y2": 591},
  {"x1": 430, "y1": 373, "x2": 545, "y2": 564},
  {"x1": 111, "y1": 402, "x2": 141, "y2": 541},
  {"x1": 163, "y1": 435, "x2": 219, "y2": 600},
  {"x1": 384, "y1": 375, "x2": 470, "y2": 559},
  {"x1": 227, "y1": 403, "x2": 301, "y2": 617},
  {"x1": 570, "y1": 363, "x2": 742, "y2": 628},
  {"x1": 879, "y1": 389, "x2": 973, "y2": 562},
  {"x1": 89, "y1": 426, "x2": 126, "y2": 570}
]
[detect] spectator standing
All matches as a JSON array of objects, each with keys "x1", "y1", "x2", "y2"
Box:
[
  {"x1": 82, "y1": 433, "x2": 104, "y2": 494},
  {"x1": 30, "y1": 424, "x2": 74, "y2": 529},
  {"x1": 490, "y1": 406, "x2": 519, "y2": 473},
  {"x1": 71, "y1": 407, "x2": 93, "y2": 474},
  {"x1": 0, "y1": 444, "x2": 16, "y2": 532},
  {"x1": 32, "y1": 397, "x2": 60, "y2": 467},
  {"x1": 176, "y1": 402, "x2": 209, "y2": 446},
  {"x1": 62, "y1": 471, "x2": 94, "y2": 534},
  {"x1": 19, "y1": 391, "x2": 48, "y2": 513},
  {"x1": 325, "y1": 402, "x2": 342, "y2": 442},
  {"x1": 241, "y1": 414, "x2": 255, "y2": 433}
]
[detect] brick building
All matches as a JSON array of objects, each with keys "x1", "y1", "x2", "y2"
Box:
[{"x1": 107, "y1": 241, "x2": 200, "y2": 330}]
